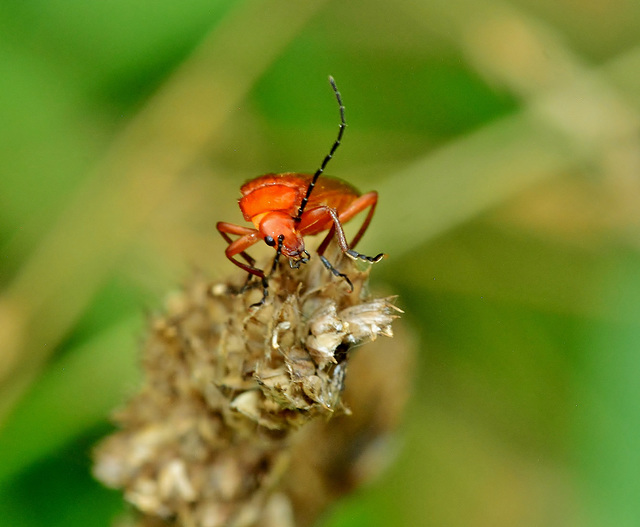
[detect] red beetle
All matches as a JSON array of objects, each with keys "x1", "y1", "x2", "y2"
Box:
[{"x1": 217, "y1": 77, "x2": 384, "y2": 303}]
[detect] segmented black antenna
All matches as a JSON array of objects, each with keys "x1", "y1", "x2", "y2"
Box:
[{"x1": 294, "y1": 76, "x2": 346, "y2": 222}]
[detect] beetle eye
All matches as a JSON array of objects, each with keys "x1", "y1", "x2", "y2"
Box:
[{"x1": 264, "y1": 235, "x2": 276, "y2": 247}]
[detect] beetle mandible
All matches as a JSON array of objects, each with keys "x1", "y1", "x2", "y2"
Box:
[{"x1": 217, "y1": 76, "x2": 384, "y2": 304}]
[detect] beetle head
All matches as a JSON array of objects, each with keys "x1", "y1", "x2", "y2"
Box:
[{"x1": 259, "y1": 212, "x2": 308, "y2": 263}]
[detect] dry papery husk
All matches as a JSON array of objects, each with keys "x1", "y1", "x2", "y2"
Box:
[{"x1": 94, "y1": 243, "x2": 413, "y2": 527}]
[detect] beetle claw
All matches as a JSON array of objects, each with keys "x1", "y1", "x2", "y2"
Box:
[
  {"x1": 249, "y1": 276, "x2": 269, "y2": 308},
  {"x1": 346, "y1": 249, "x2": 386, "y2": 264},
  {"x1": 288, "y1": 250, "x2": 310, "y2": 269}
]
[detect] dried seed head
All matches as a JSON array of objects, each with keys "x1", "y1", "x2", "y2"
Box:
[{"x1": 94, "y1": 244, "x2": 411, "y2": 527}]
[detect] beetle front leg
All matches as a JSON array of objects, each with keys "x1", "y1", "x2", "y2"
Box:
[
  {"x1": 321, "y1": 208, "x2": 385, "y2": 263},
  {"x1": 249, "y1": 235, "x2": 285, "y2": 307},
  {"x1": 216, "y1": 222, "x2": 271, "y2": 305},
  {"x1": 303, "y1": 208, "x2": 381, "y2": 290},
  {"x1": 217, "y1": 222, "x2": 259, "y2": 268}
]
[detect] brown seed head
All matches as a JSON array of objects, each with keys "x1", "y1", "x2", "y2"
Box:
[{"x1": 93, "y1": 244, "x2": 410, "y2": 527}]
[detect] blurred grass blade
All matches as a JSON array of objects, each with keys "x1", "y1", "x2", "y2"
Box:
[
  {"x1": 369, "y1": 109, "x2": 578, "y2": 256},
  {"x1": 0, "y1": 317, "x2": 140, "y2": 486},
  {"x1": 369, "y1": 61, "x2": 639, "y2": 258}
]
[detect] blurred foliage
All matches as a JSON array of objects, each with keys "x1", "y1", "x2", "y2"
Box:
[{"x1": 2, "y1": 0, "x2": 640, "y2": 526}]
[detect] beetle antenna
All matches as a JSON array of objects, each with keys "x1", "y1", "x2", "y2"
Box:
[{"x1": 294, "y1": 75, "x2": 346, "y2": 222}]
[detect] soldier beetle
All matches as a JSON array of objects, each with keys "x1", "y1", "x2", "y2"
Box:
[{"x1": 217, "y1": 77, "x2": 384, "y2": 305}]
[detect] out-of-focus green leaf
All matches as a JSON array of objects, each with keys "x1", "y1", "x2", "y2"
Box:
[{"x1": 575, "y1": 252, "x2": 640, "y2": 526}]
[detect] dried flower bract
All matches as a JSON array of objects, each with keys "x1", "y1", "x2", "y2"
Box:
[{"x1": 94, "y1": 245, "x2": 409, "y2": 527}]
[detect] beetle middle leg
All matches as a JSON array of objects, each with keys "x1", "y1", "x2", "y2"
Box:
[{"x1": 319, "y1": 254, "x2": 354, "y2": 292}]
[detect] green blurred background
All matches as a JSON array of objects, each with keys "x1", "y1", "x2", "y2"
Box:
[{"x1": 2, "y1": 0, "x2": 640, "y2": 525}]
